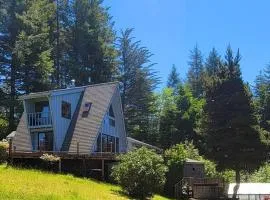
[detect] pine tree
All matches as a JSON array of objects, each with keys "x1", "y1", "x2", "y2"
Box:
[
  {"x1": 187, "y1": 44, "x2": 204, "y2": 98},
  {"x1": 167, "y1": 64, "x2": 180, "y2": 91},
  {"x1": 203, "y1": 48, "x2": 266, "y2": 197},
  {"x1": 205, "y1": 48, "x2": 221, "y2": 77}
]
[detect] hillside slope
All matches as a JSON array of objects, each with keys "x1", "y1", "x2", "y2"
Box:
[{"x1": 0, "y1": 165, "x2": 169, "y2": 200}]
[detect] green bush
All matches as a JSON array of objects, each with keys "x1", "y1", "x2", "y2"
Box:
[
  {"x1": 0, "y1": 117, "x2": 8, "y2": 139},
  {"x1": 0, "y1": 140, "x2": 8, "y2": 163},
  {"x1": 111, "y1": 147, "x2": 168, "y2": 199}
]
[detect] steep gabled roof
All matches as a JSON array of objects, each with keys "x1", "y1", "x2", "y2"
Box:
[{"x1": 68, "y1": 82, "x2": 119, "y2": 154}]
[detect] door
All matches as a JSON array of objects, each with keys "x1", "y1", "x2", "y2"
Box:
[{"x1": 37, "y1": 132, "x2": 53, "y2": 151}]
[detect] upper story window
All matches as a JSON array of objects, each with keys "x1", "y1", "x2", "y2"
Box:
[
  {"x1": 62, "y1": 101, "x2": 71, "y2": 119},
  {"x1": 109, "y1": 105, "x2": 115, "y2": 127},
  {"x1": 82, "y1": 102, "x2": 92, "y2": 117}
]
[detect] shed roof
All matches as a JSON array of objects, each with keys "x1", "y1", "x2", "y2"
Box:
[
  {"x1": 185, "y1": 158, "x2": 204, "y2": 164},
  {"x1": 228, "y1": 183, "x2": 270, "y2": 195},
  {"x1": 127, "y1": 137, "x2": 162, "y2": 152}
]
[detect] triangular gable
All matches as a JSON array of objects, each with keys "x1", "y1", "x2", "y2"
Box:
[
  {"x1": 12, "y1": 113, "x2": 32, "y2": 152},
  {"x1": 68, "y1": 82, "x2": 118, "y2": 154}
]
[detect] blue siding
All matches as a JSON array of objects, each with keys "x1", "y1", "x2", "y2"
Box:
[
  {"x1": 101, "y1": 113, "x2": 117, "y2": 137},
  {"x1": 50, "y1": 90, "x2": 83, "y2": 151}
]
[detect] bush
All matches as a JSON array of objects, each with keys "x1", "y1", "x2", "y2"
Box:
[
  {"x1": 0, "y1": 140, "x2": 9, "y2": 163},
  {"x1": 111, "y1": 147, "x2": 168, "y2": 199},
  {"x1": 0, "y1": 117, "x2": 9, "y2": 139}
]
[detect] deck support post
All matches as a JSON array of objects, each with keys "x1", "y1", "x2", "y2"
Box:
[
  {"x1": 101, "y1": 159, "x2": 105, "y2": 180},
  {"x1": 58, "y1": 158, "x2": 62, "y2": 173},
  {"x1": 76, "y1": 141, "x2": 79, "y2": 155},
  {"x1": 82, "y1": 158, "x2": 86, "y2": 176}
]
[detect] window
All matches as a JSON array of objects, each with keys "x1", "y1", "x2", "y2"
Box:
[
  {"x1": 109, "y1": 118, "x2": 115, "y2": 127},
  {"x1": 95, "y1": 133, "x2": 119, "y2": 153},
  {"x1": 62, "y1": 101, "x2": 71, "y2": 119},
  {"x1": 82, "y1": 102, "x2": 92, "y2": 117},
  {"x1": 109, "y1": 105, "x2": 115, "y2": 127},
  {"x1": 109, "y1": 106, "x2": 115, "y2": 117}
]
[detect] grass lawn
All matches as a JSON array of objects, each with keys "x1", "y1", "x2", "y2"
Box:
[{"x1": 0, "y1": 165, "x2": 170, "y2": 200}]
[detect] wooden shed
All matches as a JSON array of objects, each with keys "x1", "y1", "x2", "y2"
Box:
[{"x1": 183, "y1": 158, "x2": 205, "y2": 178}]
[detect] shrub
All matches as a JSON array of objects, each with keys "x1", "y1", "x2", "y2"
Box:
[
  {"x1": 0, "y1": 117, "x2": 8, "y2": 139},
  {"x1": 0, "y1": 140, "x2": 9, "y2": 163},
  {"x1": 111, "y1": 147, "x2": 168, "y2": 199},
  {"x1": 40, "y1": 154, "x2": 60, "y2": 162}
]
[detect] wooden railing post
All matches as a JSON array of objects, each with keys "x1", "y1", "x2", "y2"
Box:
[
  {"x1": 8, "y1": 139, "x2": 12, "y2": 158},
  {"x1": 77, "y1": 141, "x2": 79, "y2": 155}
]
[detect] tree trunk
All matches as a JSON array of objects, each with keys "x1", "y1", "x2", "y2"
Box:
[
  {"x1": 8, "y1": 61, "x2": 16, "y2": 133},
  {"x1": 232, "y1": 168, "x2": 240, "y2": 200}
]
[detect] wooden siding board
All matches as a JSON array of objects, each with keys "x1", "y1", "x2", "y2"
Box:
[
  {"x1": 12, "y1": 113, "x2": 32, "y2": 151},
  {"x1": 68, "y1": 83, "x2": 118, "y2": 154}
]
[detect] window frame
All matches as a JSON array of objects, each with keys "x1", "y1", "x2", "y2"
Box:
[{"x1": 61, "y1": 101, "x2": 71, "y2": 119}]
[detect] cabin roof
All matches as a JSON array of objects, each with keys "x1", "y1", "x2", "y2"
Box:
[
  {"x1": 228, "y1": 183, "x2": 270, "y2": 195},
  {"x1": 19, "y1": 81, "x2": 119, "y2": 100},
  {"x1": 67, "y1": 82, "x2": 120, "y2": 153}
]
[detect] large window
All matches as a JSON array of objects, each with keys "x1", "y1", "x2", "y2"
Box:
[
  {"x1": 96, "y1": 133, "x2": 119, "y2": 153},
  {"x1": 62, "y1": 101, "x2": 71, "y2": 119}
]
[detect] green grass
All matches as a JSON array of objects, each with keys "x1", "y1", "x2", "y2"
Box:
[{"x1": 0, "y1": 165, "x2": 170, "y2": 200}]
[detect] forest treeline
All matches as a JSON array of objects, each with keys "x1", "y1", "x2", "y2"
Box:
[{"x1": 1, "y1": 0, "x2": 270, "y2": 184}]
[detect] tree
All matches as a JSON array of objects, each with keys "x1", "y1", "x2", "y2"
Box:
[
  {"x1": 187, "y1": 44, "x2": 204, "y2": 98},
  {"x1": 15, "y1": 0, "x2": 55, "y2": 93},
  {"x1": 111, "y1": 147, "x2": 167, "y2": 199},
  {"x1": 254, "y1": 65, "x2": 270, "y2": 131},
  {"x1": 117, "y1": 28, "x2": 159, "y2": 143},
  {"x1": 0, "y1": 0, "x2": 25, "y2": 133},
  {"x1": 69, "y1": 0, "x2": 117, "y2": 86},
  {"x1": 158, "y1": 87, "x2": 178, "y2": 148},
  {"x1": 203, "y1": 46, "x2": 266, "y2": 198},
  {"x1": 167, "y1": 64, "x2": 180, "y2": 91},
  {"x1": 205, "y1": 48, "x2": 221, "y2": 77},
  {"x1": 158, "y1": 84, "x2": 204, "y2": 149}
]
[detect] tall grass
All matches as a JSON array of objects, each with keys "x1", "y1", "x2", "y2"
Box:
[{"x1": 0, "y1": 165, "x2": 169, "y2": 200}]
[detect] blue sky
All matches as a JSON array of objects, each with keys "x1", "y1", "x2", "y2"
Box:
[{"x1": 104, "y1": 0, "x2": 270, "y2": 89}]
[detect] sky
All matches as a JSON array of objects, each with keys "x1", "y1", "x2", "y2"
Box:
[{"x1": 104, "y1": 0, "x2": 270, "y2": 90}]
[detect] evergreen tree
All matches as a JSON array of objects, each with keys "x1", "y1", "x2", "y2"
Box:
[
  {"x1": 117, "y1": 28, "x2": 159, "y2": 144},
  {"x1": 15, "y1": 0, "x2": 55, "y2": 93},
  {"x1": 187, "y1": 44, "x2": 204, "y2": 98},
  {"x1": 0, "y1": 0, "x2": 25, "y2": 133},
  {"x1": 70, "y1": 0, "x2": 117, "y2": 86},
  {"x1": 203, "y1": 48, "x2": 266, "y2": 197},
  {"x1": 167, "y1": 64, "x2": 180, "y2": 90},
  {"x1": 254, "y1": 65, "x2": 270, "y2": 133},
  {"x1": 52, "y1": 0, "x2": 73, "y2": 88},
  {"x1": 205, "y1": 48, "x2": 221, "y2": 77}
]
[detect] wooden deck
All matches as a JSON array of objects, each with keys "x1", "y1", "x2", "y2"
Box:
[{"x1": 10, "y1": 151, "x2": 120, "y2": 160}]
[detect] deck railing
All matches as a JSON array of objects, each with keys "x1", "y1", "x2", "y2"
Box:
[{"x1": 27, "y1": 112, "x2": 52, "y2": 128}]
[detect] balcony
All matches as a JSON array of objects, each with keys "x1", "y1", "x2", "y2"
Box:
[{"x1": 27, "y1": 112, "x2": 52, "y2": 128}]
